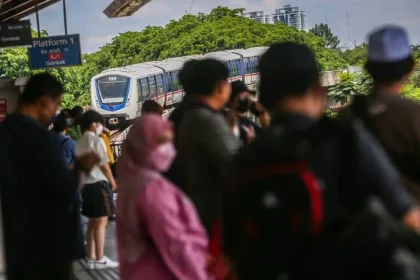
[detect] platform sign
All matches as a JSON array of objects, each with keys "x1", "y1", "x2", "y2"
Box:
[
  {"x1": 0, "y1": 20, "x2": 32, "y2": 48},
  {"x1": 28, "y1": 34, "x2": 82, "y2": 70}
]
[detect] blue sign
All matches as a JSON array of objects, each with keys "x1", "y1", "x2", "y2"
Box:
[{"x1": 28, "y1": 34, "x2": 82, "y2": 70}]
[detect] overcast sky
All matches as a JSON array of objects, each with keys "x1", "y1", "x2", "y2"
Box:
[{"x1": 27, "y1": 0, "x2": 420, "y2": 53}]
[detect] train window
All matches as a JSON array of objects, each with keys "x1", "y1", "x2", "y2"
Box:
[
  {"x1": 148, "y1": 76, "x2": 157, "y2": 98},
  {"x1": 139, "y1": 78, "x2": 149, "y2": 102},
  {"x1": 166, "y1": 72, "x2": 173, "y2": 92},
  {"x1": 155, "y1": 75, "x2": 163, "y2": 96},
  {"x1": 236, "y1": 60, "x2": 241, "y2": 76},
  {"x1": 171, "y1": 71, "x2": 180, "y2": 91},
  {"x1": 244, "y1": 58, "x2": 250, "y2": 74},
  {"x1": 229, "y1": 61, "x2": 237, "y2": 77}
]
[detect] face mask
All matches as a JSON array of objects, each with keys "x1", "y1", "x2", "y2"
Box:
[
  {"x1": 66, "y1": 118, "x2": 72, "y2": 125},
  {"x1": 236, "y1": 98, "x2": 252, "y2": 113},
  {"x1": 96, "y1": 124, "x2": 104, "y2": 135},
  {"x1": 149, "y1": 142, "x2": 176, "y2": 171}
]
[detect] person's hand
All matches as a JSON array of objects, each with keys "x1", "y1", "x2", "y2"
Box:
[
  {"x1": 110, "y1": 181, "x2": 118, "y2": 192},
  {"x1": 76, "y1": 152, "x2": 100, "y2": 172},
  {"x1": 242, "y1": 125, "x2": 256, "y2": 144}
]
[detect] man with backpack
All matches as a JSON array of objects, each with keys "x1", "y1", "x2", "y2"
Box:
[
  {"x1": 342, "y1": 26, "x2": 420, "y2": 202},
  {"x1": 223, "y1": 42, "x2": 420, "y2": 280}
]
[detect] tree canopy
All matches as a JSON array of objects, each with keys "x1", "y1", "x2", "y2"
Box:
[{"x1": 309, "y1": 23, "x2": 340, "y2": 50}]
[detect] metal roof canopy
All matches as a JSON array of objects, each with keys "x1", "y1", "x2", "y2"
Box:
[
  {"x1": 104, "y1": 0, "x2": 151, "y2": 18},
  {"x1": 0, "y1": 0, "x2": 60, "y2": 22}
]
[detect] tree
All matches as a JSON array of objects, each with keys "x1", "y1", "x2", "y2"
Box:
[
  {"x1": 328, "y1": 72, "x2": 357, "y2": 103},
  {"x1": 341, "y1": 43, "x2": 367, "y2": 66},
  {"x1": 1, "y1": 7, "x2": 349, "y2": 108},
  {"x1": 309, "y1": 23, "x2": 340, "y2": 50}
]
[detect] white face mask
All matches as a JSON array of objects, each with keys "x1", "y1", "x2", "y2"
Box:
[
  {"x1": 96, "y1": 124, "x2": 104, "y2": 135},
  {"x1": 149, "y1": 142, "x2": 177, "y2": 171}
]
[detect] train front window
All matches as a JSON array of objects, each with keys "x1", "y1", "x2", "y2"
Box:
[{"x1": 96, "y1": 76, "x2": 129, "y2": 104}]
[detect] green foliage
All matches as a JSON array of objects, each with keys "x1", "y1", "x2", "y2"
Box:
[
  {"x1": 324, "y1": 109, "x2": 337, "y2": 118},
  {"x1": 0, "y1": 7, "x2": 348, "y2": 108},
  {"x1": 341, "y1": 43, "x2": 367, "y2": 66},
  {"x1": 309, "y1": 23, "x2": 340, "y2": 50},
  {"x1": 328, "y1": 72, "x2": 357, "y2": 103}
]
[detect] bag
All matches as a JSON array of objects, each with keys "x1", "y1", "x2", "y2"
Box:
[{"x1": 224, "y1": 118, "x2": 353, "y2": 280}]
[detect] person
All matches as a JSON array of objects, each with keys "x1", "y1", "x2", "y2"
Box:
[
  {"x1": 176, "y1": 58, "x2": 239, "y2": 233},
  {"x1": 221, "y1": 108, "x2": 240, "y2": 139},
  {"x1": 76, "y1": 110, "x2": 119, "y2": 270},
  {"x1": 141, "y1": 99, "x2": 164, "y2": 115},
  {"x1": 342, "y1": 26, "x2": 420, "y2": 202},
  {"x1": 0, "y1": 73, "x2": 98, "y2": 280},
  {"x1": 52, "y1": 114, "x2": 77, "y2": 166},
  {"x1": 98, "y1": 122, "x2": 117, "y2": 221},
  {"x1": 116, "y1": 114, "x2": 211, "y2": 280},
  {"x1": 68, "y1": 105, "x2": 84, "y2": 141},
  {"x1": 223, "y1": 42, "x2": 420, "y2": 280},
  {"x1": 228, "y1": 81, "x2": 270, "y2": 146}
]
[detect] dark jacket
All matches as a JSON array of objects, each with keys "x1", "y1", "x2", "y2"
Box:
[{"x1": 0, "y1": 114, "x2": 85, "y2": 271}]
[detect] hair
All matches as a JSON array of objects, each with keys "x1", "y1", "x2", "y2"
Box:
[
  {"x1": 365, "y1": 56, "x2": 415, "y2": 84},
  {"x1": 21, "y1": 73, "x2": 64, "y2": 104},
  {"x1": 52, "y1": 114, "x2": 68, "y2": 133},
  {"x1": 70, "y1": 106, "x2": 84, "y2": 119},
  {"x1": 179, "y1": 59, "x2": 199, "y2": 95},
  {"x1": 180, "y1": 59, "x2": 229, "y2": 97},
  {"x1": 141, "y1": 99, "x2": 163, "y2": 115},
  {"x1": 61, "y1": 108, "x2": 71, "y2": 117},
  {"x1": 79, "y1": 110, "x2": 104, "y2": 132},
  {"x1": 259, "y1": 43, "x2": 320, "y2": 110}
]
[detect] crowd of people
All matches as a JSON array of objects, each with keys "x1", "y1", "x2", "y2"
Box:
[{"x1": 1, "y1": 24, "x2": 420, "y2": 280}]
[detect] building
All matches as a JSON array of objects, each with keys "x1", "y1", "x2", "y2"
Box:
[{"x1": 244, "y1": 4, "x2": 306, "y2": 30}]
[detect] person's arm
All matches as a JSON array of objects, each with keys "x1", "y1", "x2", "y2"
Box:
[
  {"x1": 140, "y1": 179, "x2": 210, "y2": 280},
  {"x1": 356, "y1": 122, "x2": 420, "y2": 230},
  {"x1": 96, "y1": 138, "x2": 117, "y2": 191},
  {"x1": 36, "y1": 133, "x2": 79, "y2": 201}
]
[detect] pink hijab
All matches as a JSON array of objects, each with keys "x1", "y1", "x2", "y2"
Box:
[{"x1": 116, "y1": 114, "x2": 173, "y2": 263}]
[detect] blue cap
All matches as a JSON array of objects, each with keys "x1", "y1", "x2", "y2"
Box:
[{"x1": 367, "y1": 25, "x2": 412, "y2": 62}]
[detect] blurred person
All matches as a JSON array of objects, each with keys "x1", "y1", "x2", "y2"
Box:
[
  {"x1": 0, "y1": 73, "x2": 98, "y2": 280},
  {"x1": 141, "y1": 99, "x2": 164, "y2": 116},
  {"x1": 176, "y1": 58, "x2": 239, "y2": 233},
  {"x1": 116, "y1": 114, "x2": 211, "y2": 280},
  {"x1": 221, "y1": 108, "x2": 240, "y2": 139},
  {"x1": 61, "y1": 108, "x2": 71, "y2": 119},
  {"x1": 223, "y1": 42, "x2": 420, "y2": 280},
  {"x1": 68, "y1": 105, "x2": 84, "y2": 141},
  {"x1": 343, "y1": 26, "x2": 420, "y2": 202},
  {"x1": 228, "y1": 81, "x2": 270, "y2": 146},
  {"x1": 76, "y1": 110, "x2": 119, "y2": 270},
  {"x1": 52, "y1": 114, "x2": 77, "y2": 166}
]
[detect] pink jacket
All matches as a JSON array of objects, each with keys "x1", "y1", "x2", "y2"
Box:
[{"x1": 116, "y1": 115, "x2": 211, "y2": 280}]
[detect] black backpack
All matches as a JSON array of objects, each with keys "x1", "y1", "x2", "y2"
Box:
[{"x1": 223, "y1": 117, "x2": 357, "y2": 280}]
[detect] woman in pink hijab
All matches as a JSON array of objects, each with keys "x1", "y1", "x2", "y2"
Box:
[{"x1": 116, "y1": 114, "x2": 211, "y2": 280}]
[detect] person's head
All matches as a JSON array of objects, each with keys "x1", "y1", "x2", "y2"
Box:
[
  {"x1": 141, "y1": 100, "x2": 164, "y2": 116},
  {"x1": 228, "y1": 80, "x2": 257, "y2": 113},
  {"x1": 181, "y1": 58, "x2": 231, "y2": 110},
  {"x1": 179, "y1": 59, "x2": 199, "y2": 96},
  {"x1": 20, "y1": 73, "x2": 64, "y2": 125},
  {"x1": 70, "y1": 106, "x2": 84, "y2": 125},
  {"x1": 52, "y1": 114, "x2": 69, "y2": 134},
  {"x1": 61, "y1": 108, "x2": 71, "y2": 118},
  {"x1": 365, "y1": 25, "x2": 415, "y2": 92},
  {"x1": 118, "y1": 114, "x2": 175, "y2": 174},
  {"x1": 79, "y1": 110, "x2": 105, "y2": 135},
  {"x1": 259, "y1": 42, "x2": 325, "y2": 118}
]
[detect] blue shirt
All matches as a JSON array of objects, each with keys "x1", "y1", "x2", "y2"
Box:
[{"x1": 57, "y1": 133, "x2": 76, "y2": 166}]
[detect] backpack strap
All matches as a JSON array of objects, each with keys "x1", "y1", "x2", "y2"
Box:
[{"x1": 60, "y1": 137, "x2": 70, "y2": 149}]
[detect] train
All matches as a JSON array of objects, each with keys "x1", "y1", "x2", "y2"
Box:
[{"x1": 90, "y1": 47, "x2": 268, "y2": 127}]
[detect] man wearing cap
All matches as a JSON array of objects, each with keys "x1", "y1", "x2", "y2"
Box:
[
  {"x1": 223, "y1": 42, "x2": 420, "y2": 280},
  {"x1": 343, "y1": 25, "x2": 420, "y2": 201},
  {"x1": 227, "y1": 81, "x2": 270, "y2": 146}
]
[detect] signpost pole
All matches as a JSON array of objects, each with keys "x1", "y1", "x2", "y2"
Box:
[
  {"x1": 63, "y1": 0, "x2": 68, "y2": 35},
  {"x1": 35, "y1": 0, "x2": 41, "y2": 37}
]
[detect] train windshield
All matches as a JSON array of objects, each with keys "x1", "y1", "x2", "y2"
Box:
[{"x1": 96, "y1": 76, "x2": 129, "y2": 104}]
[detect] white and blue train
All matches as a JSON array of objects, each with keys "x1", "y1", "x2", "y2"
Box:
[{"x1": 91, "y1": 47, "x2": 268, "y2": 127}]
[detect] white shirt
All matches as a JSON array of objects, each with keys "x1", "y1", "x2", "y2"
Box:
[{"x1": 76, "y1": 131, "x2": 110, "y2": 185}]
